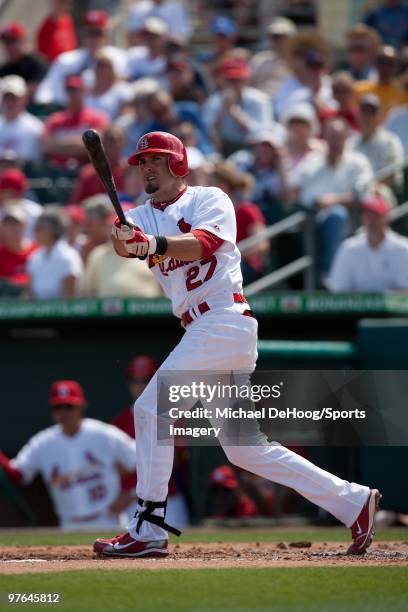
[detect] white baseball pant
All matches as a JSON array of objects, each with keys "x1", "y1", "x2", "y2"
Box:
[{"x1": 128, "y1": 310, "x2": 369, "y2": 541}]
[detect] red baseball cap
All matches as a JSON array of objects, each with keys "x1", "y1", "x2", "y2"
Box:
[
  {"x1": 0, "y1": 22, "x2": 26, "y2": 41},
  {"x1": 83, "y1": 10, "x2": 109, "y2": 30},
  {"x1": 361, "y1": 196, "x2": 390, "y2": 216},
  {"x1": 49, "y1": 380, "x2": 86, "y2": 406},
  {"x1": 64, "y1": 204, "x2": 86, "y2": 225},
  {"x1": 65, "y1": 75, "x2": 85, "y2": 90},
  {"x1": 126, "y1": 355, "x2": 158, "y2": 381},
  {"x1": 0, "y1": 169, "x2": 28, "y2": 194},
  {"x1": 210, "y1": 465, "x2": 238, "y2": 489},
  {"x1": 219, "y1": 58, "x2": 250, "y2": 80}
]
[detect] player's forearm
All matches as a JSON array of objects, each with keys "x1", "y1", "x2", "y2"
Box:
[{"x1": 164, "y1": 233, "x2": 203, "y2": 261}]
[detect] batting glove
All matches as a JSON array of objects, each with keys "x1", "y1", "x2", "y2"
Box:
[
  {"x1": 111, "y1": 216, "x2": 137, "y2": 241},
  {"x1": 124, "y1": 229, "x2": 158, "y2": 258}
]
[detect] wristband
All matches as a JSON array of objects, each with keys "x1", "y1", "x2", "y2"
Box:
[{"x1": 154, "y1": 236, "x2": 168, "y2": 256}]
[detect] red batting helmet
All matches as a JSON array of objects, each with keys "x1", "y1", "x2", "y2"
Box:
[{"x1": 128, "y1": 131, "x2": 188, "y2": 178}]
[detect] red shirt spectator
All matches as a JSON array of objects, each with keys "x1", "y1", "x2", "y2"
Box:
[
  {"x1": 70, "y1": 163, "x2": 125, "y2": 204},
  {"x1": 236, "y1": 201, "x2": 266, "y2": 273},
  {"x1": 42, "y1": 75, "x2": 109, "y2": 168},
  {"x1": 70, "y1": 125, "x2": 127, "y2": 204},
  {"x1": 37, "y1": 0, "x2": 78, "y2": 63},
  {"x1": 0, "y1": 205, "x2": 37, "y2": 287}
]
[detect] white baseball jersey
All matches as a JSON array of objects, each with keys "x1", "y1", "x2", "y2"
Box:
[
  {"x1": 11, "y1": 418, "x2": 136, "y2": 527},
  {"x1": 126, "y1": 186, "x2": 244, "y2": 318}
]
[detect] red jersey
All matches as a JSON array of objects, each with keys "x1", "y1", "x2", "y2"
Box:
[
  {"x1": 44, "y1": 108, "x2": 109, "y2": 167},
  {"x1": 37, "y1": 14, "x2": 78, "y2": 62},
  {"x1": 236, "y1": 201, "x2": 266, "y2": 272},
  {"x1": 0, "y1": 243, "x2": 37, "y2": 285},
  {"x1": 70, "y1": 162, "x2": 126, "y2": 204}
]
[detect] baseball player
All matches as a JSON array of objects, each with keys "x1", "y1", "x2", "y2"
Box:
[
  {"x1": 94, "y1": 131, "x2": 380, "y2": 558},
  {"x1": 0, "y1": 380, "x2": 136, "y2": 530}
]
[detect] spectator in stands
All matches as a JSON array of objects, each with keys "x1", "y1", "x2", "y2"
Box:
[
  {"x1": 35, "y1": 10, "x2": 127, "y2": 106},
  {"x1": 70, "y1": 125, "x2": 127, "y2": 205},
  {"x1": 42, "y1": 76, "x2": 109, "y2": 169},
  {"x1": 0, "y1": 22, "x2": 47, "y2": 100},
  {"x1": 250, "y1": 16, "x2": 297, "y2": 98},
  {"x1": 203, "y1": 57, "x2": 272, "y2": 156},
  {"x1": 212, "y1": 161, "x2": 269, "y2": 284},
  {"x1": 117, "y1": 166, "x2": 146, "y2": 207},
  {"x1": 351, "y1": 93, "x2": 404, "y2": 185},
  {"x1": 145, "y1": 89, "x2": 213, "y2": 154},
  {"x1": 209, "y1": 465, "x2": 258, "y2": 519},
  {"x1": 355, "y1": 45, "x2": 408, "y2": 117},
  {"x1": 80, "y1": 195, "x2": 112, "y2": 263},
  {"x1": 274, "y1": 31, "x2": 334, "y2": 120},
  {"x1": 345, "y1": 24, "x2": 381, "y2": 81},
  {"x1": 328, "y1": 195, "x2": 408, "y2": 292},
  {"x1": 64, "y1": 204, "x2": 86, "y2": 252},
  {"x1": 386, "y1": 73, "x2": 408, "y2": 154},
  {"x1": 198, "y1": 16, "x2": 238, "y2": 71},
  {"x1": 0, "y1": 206, "x2": 37, "y2": 296},
  {"x1": 85, "y1": 52, "x2": 132, "y2": 120},
  {"x1": 127, "y1": 0, "x2": 192, "y2": 45},
  {"x1": 293, "y1": 118, "x2": 374, "y2": 278},
  {"x1": 165, "y1": 56, "x2": 208, "y2": 105},
  {"x1": 0, "y1": 76, "x2": 44, "y2": 162},
  {"x1": 230, "y1": 131, "x2": 289, "y2": 226},
  {"x1": 116, "y1": 78, "x2": 160, "y2": 158},
  {"x1": 27, "y1": 206, "x2": 83, "y2": 299},
  {"x1": 283, "y1": 103, "x2": 326, "y2": 183},
  {"x1": 318, "y1": 72, "x2": 360, "y2": 132},
  {"x1": 80, "y1": 236, "x2": 162, "y2": 297},
  {"x1": 126, "y1": 17, "x2": 169, "y2": 81},
  {"x1": 362, "y1": 0, "x2": 408, "y2": 49},
  {"x1": 36, "y1": 0, "x2": 78, "y2": 63},
  {"x1": 0, "y1": 169, "x2": 42, "y2": 241},
  {"x1": 186, "y1": 146, "x2": 213, "y2": 187}
]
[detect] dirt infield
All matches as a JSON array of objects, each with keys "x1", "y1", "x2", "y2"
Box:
[{"x1": 1, "y1": 541, "x2": 408, "y2": 573}]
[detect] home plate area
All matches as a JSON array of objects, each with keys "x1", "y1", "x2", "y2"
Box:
[{"x1": 1, "y1": 542, "x2": 408, "y2": 573}]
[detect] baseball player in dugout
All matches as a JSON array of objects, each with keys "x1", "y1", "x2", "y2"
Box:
[
  {"x1": 0, "y1": 380, "x2": 137, "y2": 530},
  {"x1": 94, "y1": 131, "x2": 381, "y2": 558}
]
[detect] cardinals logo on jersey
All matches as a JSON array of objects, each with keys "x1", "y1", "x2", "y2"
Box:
[{"x1": 177, "y1": 217, "x2": 192, "y2": 234}]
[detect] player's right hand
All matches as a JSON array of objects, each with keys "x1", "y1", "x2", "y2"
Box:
[{"x1": 111, "y1": 216, "x2": 136, "y2": 241}]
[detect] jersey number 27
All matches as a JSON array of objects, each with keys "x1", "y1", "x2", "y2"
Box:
[{"x1": 186, "y1": 255, "x2": 217, "y2": 292}]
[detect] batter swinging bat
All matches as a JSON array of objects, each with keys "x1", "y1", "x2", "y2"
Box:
[{"x1": 82, "y1": 129, "x2": 130, "y2": 226}]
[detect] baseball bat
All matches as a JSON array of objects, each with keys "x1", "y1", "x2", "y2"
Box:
[{"x1": 82, "y1": 129, "x2": 129, "y2": 226}]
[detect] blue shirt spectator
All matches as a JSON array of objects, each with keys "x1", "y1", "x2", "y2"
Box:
[{"x1": 363, "y1": 1, "x2": 408, "y2": 49}]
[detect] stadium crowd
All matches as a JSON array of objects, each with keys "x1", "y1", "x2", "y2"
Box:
[{"x1": 0, "y1": 0, "x2": 407, "y2": 297}]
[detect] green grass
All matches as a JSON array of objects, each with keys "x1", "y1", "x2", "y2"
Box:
[
  {"x1": 0, "y1": 568, "x2": 407, "y2": 612},
  {"x1": 0, "y1": 528, "x2": 406, "y2": 547}
]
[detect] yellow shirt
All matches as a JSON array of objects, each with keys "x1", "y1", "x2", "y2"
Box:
[{"x1": 355, "y1": 81, "x2": 408, "y2": 118}]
